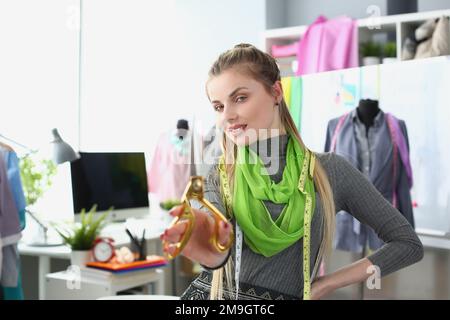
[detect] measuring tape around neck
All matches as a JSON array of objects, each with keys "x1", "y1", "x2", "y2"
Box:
[
  {"x1": 219, "y1": 149, "x2": 315, "y2": 300},
  {"x1": 298, "y1": 149, "x2": 315, "y2": 300},
  {"x1": 218, "y1": 160, "x2": 241, "y2": 299}
]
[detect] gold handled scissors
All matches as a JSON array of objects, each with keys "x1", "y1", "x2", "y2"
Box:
[{"x1": 162, "y1": 176, "x2": 234, "y2": 260}]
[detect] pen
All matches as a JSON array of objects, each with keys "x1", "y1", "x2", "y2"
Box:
[{"x1": 125, "y1": 228, "x2": 140, "y2": 249}]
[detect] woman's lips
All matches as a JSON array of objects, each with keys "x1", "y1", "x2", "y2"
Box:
[{"x1": 227, "y1": 124, "x2": 247, "y2": 136}]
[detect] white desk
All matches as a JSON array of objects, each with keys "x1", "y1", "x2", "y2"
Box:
[
  {"x1": 18, "y1": 219, "x2": 166, "y2": 300},
  {"x1": 45, "y1": 268, "x2": 165, "y2": 300}
]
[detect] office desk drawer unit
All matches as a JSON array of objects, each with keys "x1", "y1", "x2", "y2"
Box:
[{"x1": 45, "y1": 267, "x2": 165, "y2": 300}]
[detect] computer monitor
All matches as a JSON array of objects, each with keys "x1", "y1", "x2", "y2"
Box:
[{"x1": 70, "y1": 152, "x2": 150, "y2": 222}]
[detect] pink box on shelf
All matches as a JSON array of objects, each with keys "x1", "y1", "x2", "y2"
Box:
[{"x1": 271, "y1": 42, "x2": 299, "y2": 57}]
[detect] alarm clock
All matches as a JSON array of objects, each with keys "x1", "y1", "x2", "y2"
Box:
[{"x1": 92, "y1": 237, "x2": 115, "y2": 262}]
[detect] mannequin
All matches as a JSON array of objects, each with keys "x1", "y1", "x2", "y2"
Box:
[
  {"x1": 325, "y1": 99, "x2": 414, "y2": 298},
  {"x1": 176, "y1": 119, "x2": 189, "y2": 140},
  {"x1": 356, "y1": 99, "x2": 380, "y2": 132}
]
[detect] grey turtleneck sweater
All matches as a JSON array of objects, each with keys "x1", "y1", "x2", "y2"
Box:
[{"x1": 183, "y1": 134, "x2": 423, "y2": 299}]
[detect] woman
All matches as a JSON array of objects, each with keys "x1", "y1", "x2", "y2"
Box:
[{"x1": 160, "y1": 43, "x2": 423, "y2": 300}]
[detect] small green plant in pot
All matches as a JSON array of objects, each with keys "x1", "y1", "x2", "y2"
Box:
[
  {"x1": 53, "y1": 205, "x2": 112, "y2": 266},
  {"x1": 382, "y1": 42, "x2": 397, "y2": 63},
  {"x1": 360, "y1": 41, "x2": 382, "y2": 66}
]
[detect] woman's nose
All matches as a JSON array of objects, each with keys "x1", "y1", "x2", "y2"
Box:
[{"x1": 222, "y1": 105, "x2": 238, "y2": 122}]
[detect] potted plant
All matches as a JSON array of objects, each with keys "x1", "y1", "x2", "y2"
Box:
[
  {"x1": 382, "y1": 42, "x2": 397, "y2": 64},
  {"x1": 19, "y1": 153, "x2": 61, "y2": 244},
  {"x1": 53, "y1": 205, "x2": 112, "y2": 267},
  {"x1": 19, "y1": 154, "x2": 57, "y2": 207},
  {"x1": 360, "y1": 41, "x2": 382, "y2": 66}
]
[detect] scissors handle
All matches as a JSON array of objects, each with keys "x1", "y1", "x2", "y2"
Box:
[
  {"x1": 162, "y1": 176, "x2": 233, "y2": 260},
  {"x1": 199, "y1": 197, "x2": 234, "y2": 252}
]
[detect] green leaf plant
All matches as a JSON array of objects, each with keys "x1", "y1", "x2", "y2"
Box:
[{"x1": 53, "y1": 205, "x2": 113, "y2": 251}]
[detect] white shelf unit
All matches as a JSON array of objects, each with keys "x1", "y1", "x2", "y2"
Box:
[{"x1": 262, "y1": 9, "x2": 450, "y2": 77}]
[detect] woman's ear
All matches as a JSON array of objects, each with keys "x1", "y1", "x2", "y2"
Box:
[{"x1": 272, "y1": 80, "x2": 283, "y2": 104}]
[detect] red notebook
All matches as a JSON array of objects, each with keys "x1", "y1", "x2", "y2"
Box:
[{"x1": 86, "y1": 255, "x2": 168, "y2": 273}]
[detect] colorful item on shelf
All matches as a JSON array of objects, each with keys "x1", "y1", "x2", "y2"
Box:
[
  {"x1": 295, "y1": 15, "x2": 358, "y2": 76},
  {"x1": 281, "y1": 76, "x2": 303, "y2": 131},
  {"x1": 92, "y1": 238, "x2": 116, "y2": 263},
  {"x1": 290, "y1": 77, "x2": 302, "y2": 130},
  {"x1": 114, "y1": 246, "x2": 134, "y2": 264},
  {"x1": 281, "y1": 77, "x2": 292, "y2": 107},
  {"x1": 86, "y1": 255, "x2": 167, "y2": 273},
  {"x1": 415, "y1": 16, "x2": 450, "y2": 59},
  {"x1": 402, "y1": 16, "x2": 450, "y2": 60},
  {"x1": 271, "y1": 41, "x2": 299, "y2": 58}
]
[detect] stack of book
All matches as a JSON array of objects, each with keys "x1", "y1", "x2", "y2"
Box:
[{"x1": 85, "y1": 255, "x2": 167, "y2": 274}]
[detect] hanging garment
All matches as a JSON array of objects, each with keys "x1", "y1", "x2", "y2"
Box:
[
  {"x1": 281, "y1": 76, "x2": 303, "y2": 130},
  {"x1": 324, "y1": 109, "x2": 414, "y2": 252},
  {"x1": 296, "y1": 15, "x2": 358, "y2": 76},
  {"x1": 0, "y1": 149, "x2": 27, "y2": 300},
  {"x1": 0, "y1": 150, "x2": 26, "y2": 230},
  {"x1": 0, "y1": 154, "x2": 21, "y2": 246},
  {"x1": 0, "y1": 154, "x2": 22, "y2": 296},
  {"x1": 1, "y1": 256, "x2": 23, "y2": 300},
  {"x1": 1, "y1": 246, "x2": 19, "y2": 288},
  {"x1": 147, "y1": 131, "x2": 191, "y2": 202}
]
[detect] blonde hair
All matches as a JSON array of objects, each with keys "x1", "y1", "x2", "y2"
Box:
[{"x1": 207, "y1": 43, "x2": 335, "y2": 299}]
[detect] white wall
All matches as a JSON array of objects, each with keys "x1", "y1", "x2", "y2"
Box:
[
  {"x1": 80, "y1": 0, "x2": 266, "y2": 154},
  {"x1": 266, "y1": 0, "x2": 288, "y2": 29},
  {"x1": 419, "y1": 0, "x2": 450, "y2": 12},
  {"x1": 284, "y1": 0, "x2": 387, "y2": 27},
  {"x1": 271, "y1": 0, "x2": 449, "y2": 28},
  {"x1": 0, "y1": 0, "x2": 265, "y2": 222},
  {"x1": 0, "y1": 0, "x2": 80, "y2": 225},
  {"x1": 171, "y1": 0, "x2": 266, "y2": 138},
  {"x1": 0, "y1": 0, "x2": 79, "y2": 155}
]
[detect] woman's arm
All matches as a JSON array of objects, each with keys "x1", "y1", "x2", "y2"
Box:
[
  {"x1": 314, "y1": 153, "x2": 424, "y2": 299},
  {"x1": 311, "y1": 257, "x2": 374, "y2": 300}
]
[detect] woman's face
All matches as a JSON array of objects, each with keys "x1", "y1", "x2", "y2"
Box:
[{"x1": 207, "y1": 68, "x2": 284, "y2": 146}]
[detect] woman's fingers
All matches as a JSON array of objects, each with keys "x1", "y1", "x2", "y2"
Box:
[
  {"x1": 162, "y1": 219, "x2": 189, "y2": 243},
  {"x1": 169, "y1": 204, "x2": 186, "y2": 217},
  {"x1": 164, "y1": 243, "x2": 179, "y2": 257},
  {"x1": 217, "y1": 220, "x2": 232, "y2": 247}
]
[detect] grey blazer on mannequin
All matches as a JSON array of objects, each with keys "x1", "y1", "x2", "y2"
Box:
[{"x1": 325, "y1": 109, "x2": 414, "y2": 253}]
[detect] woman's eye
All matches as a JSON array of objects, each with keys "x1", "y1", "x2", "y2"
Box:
[
  {"x1": 213, "y1": 104, "x2": 223, "y2": 112},
  {"x1": 236, "y1": 96, "x2": 247, "y2": 103}
]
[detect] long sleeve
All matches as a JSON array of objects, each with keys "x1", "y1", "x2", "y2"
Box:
[{"x1": 329, "y1": 153, "x2": 423, "y2": 277}]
